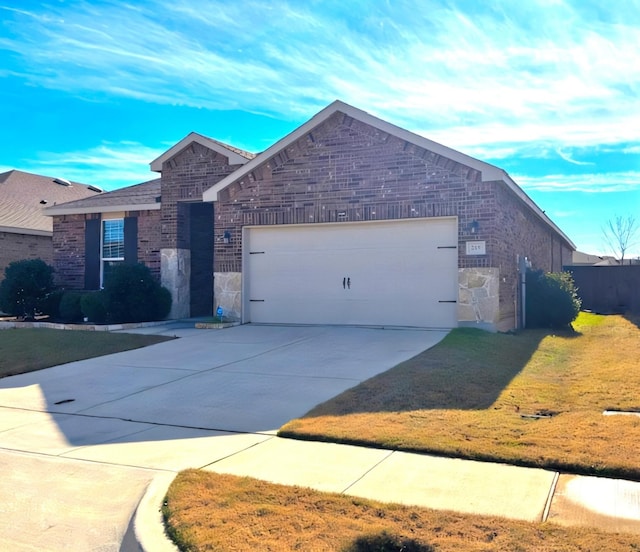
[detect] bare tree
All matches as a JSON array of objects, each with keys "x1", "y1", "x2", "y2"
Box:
[{"x1": 603, "y1": 215, "x2": 638, "y2": 264}]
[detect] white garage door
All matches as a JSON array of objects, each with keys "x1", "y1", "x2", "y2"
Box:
[{"x1": 243, "y1": 217, "x2": 458, "y2": 328}]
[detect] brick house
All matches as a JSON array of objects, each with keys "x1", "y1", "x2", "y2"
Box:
[
  {"x1": 47, "y1": 101, "x2": 575, "y2": 330},
  {"x1": 0, "y1": 170, "x2": 101, "y2": 282}
]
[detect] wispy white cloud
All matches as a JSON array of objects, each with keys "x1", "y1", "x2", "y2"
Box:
[
  {"x1": 556, "y1": 148, "x2": 595, "y2": 166},
  {"x1": 514, "y1": 170, "x2": 640, "y2": 193},
  {"x1": 2, "y1": 0, "x2": 639, "y2": 153},
  {"x1": 1, "y1": 0, "x2": 639, "y2": 190},
  {"x1": 17, "y1": 142, "x2": 165, "y2": 190}
]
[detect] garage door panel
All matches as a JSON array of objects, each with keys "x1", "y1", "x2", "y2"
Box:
[{"x1": 245, "y1": 218, "x2": 458, "y2": 328}]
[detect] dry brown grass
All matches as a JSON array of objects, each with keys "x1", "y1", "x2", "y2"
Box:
[
  {"x1": 164, "y1": 470, "x2": 640, "y2": 551},
  {"x1": 280, "y1": 313, "x2": 640, "y2": 480}
]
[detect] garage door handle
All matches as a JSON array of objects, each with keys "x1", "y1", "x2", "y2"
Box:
[
  {"x1": 347, "y1": 277, "x2": 351, "y2": 289},
  {"x1": 343, "y1": 277, "x2": 346, "y2": 289}
]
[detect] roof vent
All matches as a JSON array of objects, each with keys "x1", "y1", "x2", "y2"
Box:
[
  {"x1": 87, "y1": 185, "x2": 103, "y2": 193},
  {"x1": 40, "y1": 199, "x2": 48, "y2": 205},
  {"x1": 53, "y1": 177, "x2": 71, "y2": 186}
]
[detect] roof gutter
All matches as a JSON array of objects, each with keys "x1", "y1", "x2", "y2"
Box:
[{"x1": 0, "y1": 225, "x2": 52, "y2": 237}]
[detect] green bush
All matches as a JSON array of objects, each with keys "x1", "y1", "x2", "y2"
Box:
[
  {"x1": 342, "y1": 531, "x2": 434, "y2": 552},
  {"x1": 526, "y1": 269, "x2": 581, "y2": 329},
  {"x1": 102, "y1": 263, "x2": 172, "y2": 323},
  {"x1": 0, "y1": 259, "x2": 55, "y2": 319},
  {"x1": 59, "y1": 291, "x2": 84, "y2": 323},
  {"x1": 80, "y1": 291, "x2": 107, "y2": 324},
  {"x1": 40, "y1": 289, "x2": 64, "y2": 319}
]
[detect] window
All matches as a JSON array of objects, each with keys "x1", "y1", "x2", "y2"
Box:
[
  {"x1": 85, "y1": 216, "x2": 137, "y2": 290},
  {"x1": 101, "y1": 218, "x2": 124, "y2": 285}
]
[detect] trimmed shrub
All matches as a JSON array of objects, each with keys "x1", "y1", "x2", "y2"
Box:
[
  {"x1": 40, "y1": 289, "x2": 64, "y2": 319},
  {"x1": 342, "y1": 531, "x2": 434, "y2": 552},
  {"x1": 0, "y1": 259, "x2": 55, "y2": 319},
  {"x1": 81, "y1": 291, "x2": 107, "y2": 324},
  {"x1": 102, "y1": 263, "x2": 172, "y2": 323},
  {"x1": 526, "y1": 269, "x2": 581, "y2": 329},
  {"x1": 58, "y1": 291, "x2": 84, "y2": 323}
]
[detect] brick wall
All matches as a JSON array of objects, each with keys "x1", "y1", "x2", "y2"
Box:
[
  {"x1": 52, "y1": 210, "x2": 161, "y2": 289},
  {"x1": 160, "y1": 142, "x2": 242, "y2": 250},
  {"x1": 52, "y1": 214, "x2": 87, "y2": 288},
  {"x1": 0, "y1": 231, "x2": 52, "y2": 281},
  {"x1": 214, "y1": 112, "x2": 491, "y2": 272},
  {"x1": 137, "y1": 210, "x2": 162, "y2": 277},
  {"x1": 491, "y1": 181, "x2": 573, "y2": 325}
]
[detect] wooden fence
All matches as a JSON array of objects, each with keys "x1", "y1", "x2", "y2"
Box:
[{"x1": 564, "y1": 265, "x2": 640, "y2": 314}]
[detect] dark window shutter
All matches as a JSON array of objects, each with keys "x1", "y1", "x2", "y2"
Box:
[
  {"x1": 124, "y1": 216, "x2": 138, "y2": 264},
  {"x1": 84, "y1": 218, "x2": 101, "y2": 290}
]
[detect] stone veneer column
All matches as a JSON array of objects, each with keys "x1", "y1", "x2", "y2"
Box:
[
  {"x1": 458, "y1": 268, "x2": 500, "y2": 331},
  {"x1": 161, "y1": 248, "x2": 191, "y2": 319},
  {"x1": 213, "y1": 272, "x2": 242, "y2": 320}
]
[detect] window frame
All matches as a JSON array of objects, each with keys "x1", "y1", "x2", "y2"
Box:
[{"x1": 100, "y1": 217, "x2": 125, "y2": 287}]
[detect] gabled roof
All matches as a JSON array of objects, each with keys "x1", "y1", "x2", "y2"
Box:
[
  {"x1": 0, "y1": 170, "x2": 101, "y2": 235},
  {"x1": 44, "y1": 179, "x2": 161, "y2": 216},
  {"x1": 202, "y1": 100, "x2": 575, "y2": 249},
  {"x1": 150, "y1": 132, "x2": 255, "y2": 172}
]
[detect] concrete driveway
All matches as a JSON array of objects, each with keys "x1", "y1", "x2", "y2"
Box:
[{"x1": 0, "y1": 323, "x2": 446, "y2": 551}]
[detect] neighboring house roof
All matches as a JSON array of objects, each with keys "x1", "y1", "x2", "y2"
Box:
[
  {"x1": 0, "y1": 169, "x2": 102, "y2": 236},
  {"x1": 44, "y1": 179, "x2": 161, "y2": 216},
  {"x1": 571, "y1": 251, "x2": 607, "y2": 265},
  {"x1": 150, "y1": 132, "x2": 255, "y2": 172},
  {"x1": 202, "y1": 100, "x2": 576, "y2": 249}
]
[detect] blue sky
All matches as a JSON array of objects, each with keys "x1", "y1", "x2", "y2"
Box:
[{"x1": 1, "y1": 0, "x2": 639, "y2": 257}]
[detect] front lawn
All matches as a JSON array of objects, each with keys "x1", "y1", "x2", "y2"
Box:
[
  {"x1": 280, "y1": 313, "x2": 640, "y2": 480},
  {"x1": 163, "y1": 470, "x2": 640, "y2": 551},
  {"x1": 0, "y1": 328, "x2": 173, "y2": 377}
]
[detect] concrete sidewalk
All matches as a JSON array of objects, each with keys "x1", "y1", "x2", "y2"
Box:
[{"x1": 132, "y1": 434, "x2": 640, "y2": 552}]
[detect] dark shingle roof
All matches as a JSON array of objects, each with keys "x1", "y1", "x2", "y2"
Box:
[
  {"x1": 46, "y1": 179, "x2": 160, "y2": 213},
  {"x1": 0, "y1": 170, "x2": 102, "y2": 233}
]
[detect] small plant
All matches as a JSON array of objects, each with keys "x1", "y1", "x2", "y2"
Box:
[
  {"x1": 101, "y1": 263, "x2": 172, "y2": 323},
  {"x1": 526, "y1": 269, "x2": 581, "y2": 329},
  {"x1": 0, "y1": 259, "x2": 55, "y2": 319}
]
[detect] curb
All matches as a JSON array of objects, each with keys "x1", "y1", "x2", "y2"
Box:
[
  {"x1": 126, "y1": 472, "x2": 179, "y2": 552},
  {"x1": 0, "y1": 320, "x2": 170, "y2": 332}
]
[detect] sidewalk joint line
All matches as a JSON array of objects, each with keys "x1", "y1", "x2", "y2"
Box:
[
  {"x1": 340, "y1": 449, "x2": 395, "y2": 495},
  {"x1": 542, "y1": 471, "x2": 560, "y2": 522},
  {"x1": 198, "y1": 435, "x2": 277, "y2": 470}
]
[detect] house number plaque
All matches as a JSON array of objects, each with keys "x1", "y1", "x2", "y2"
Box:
[{"x1": 466, "y1": 241, "x2": 486, "y2": 255}]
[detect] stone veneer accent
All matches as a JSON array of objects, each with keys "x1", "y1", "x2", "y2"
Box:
[
  {"x1": 213, "y1": 272, "x2": 241, "y2": 319},
  {"x1": 161, "y1": 248, "x2": 190, "y2": 319},
  {"x1": 458, "y1": 268, "x2": 500, "y2": 331}
]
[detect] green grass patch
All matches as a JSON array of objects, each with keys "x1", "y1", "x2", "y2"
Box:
[
  {"x1": 280, "y1": 312, "x2": 640, "y2": 480},
  {"x1": 0, "y1": 328, "x2": 173, "y2": 377}
]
